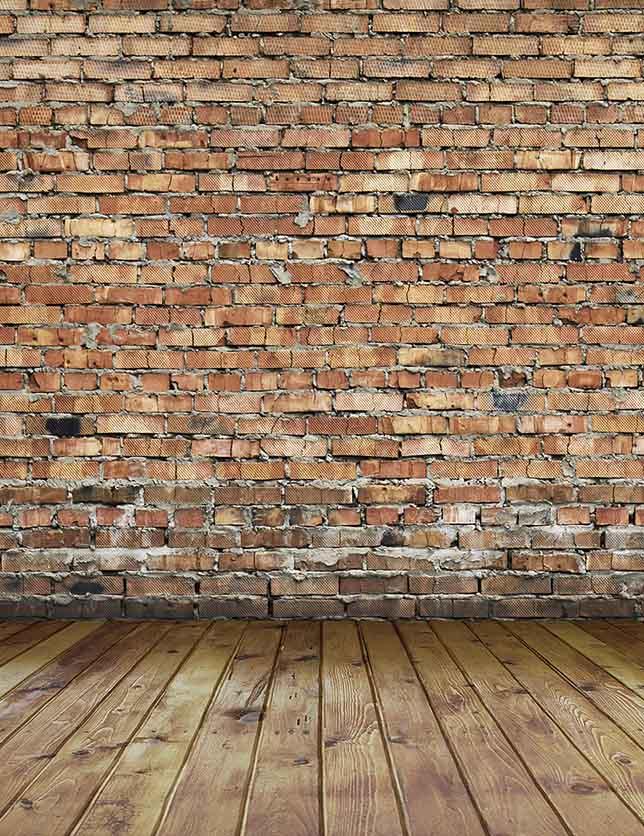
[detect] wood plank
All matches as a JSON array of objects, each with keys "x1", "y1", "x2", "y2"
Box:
[
  {"x1": 0, "y1": 621, "x2": 37, "y2": 644},
  {"x1": 0, "y1": 622, "x2": 136, "y2": 747},
  {"x1": 244, "y1": 621, "x2": 321, "y2": 836},
  {"x1": 609, "y1": 622, "x2": 644, "y2": 647},
  {"x1": 509, "y1": 621, "x2": 644, "y2": 745},
  {"x1": 0, "y1": 621, "x2": 67, "y2": 668},
  {"x1": 73, "y1": 621, "x2": 246, "y2": 836},
  {"x1": 361, "y1": 622, "x2": 484, "y2": 836},
  {"x1": 581, "y1": 621, "x2": 644, "y2": 668},
  {"x1": 473, "y1": 621, "x2": 644, "y2": 823},
  {"x1": 0, "y1": 622, "x2": 166, "y2": 817},
  {"x1": 157, "y1": 621, "x2": 283, "y2": 836},
  {"x1": 0, "y1": 623, "x2": 207, "y2": 836},
  {"x1": 0, "y1": 621, "x2": 102, "y2": 699},
  {"x1": 398, "y1": 621, "x2": 566, "y2": 836},
  {"x1": 546, "y1": 622, "x2": 644, "y2": 698},
  {"x1": 435, "y1": 621, "x2": 643, "y2": 836},
  {"x1": 322, "y1": 621, "x2": 403, "y2": 836}
]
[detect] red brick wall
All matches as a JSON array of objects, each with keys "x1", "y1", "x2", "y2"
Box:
[{"x1": 1, "y1": 0, "x2": 643, "y2": 619}]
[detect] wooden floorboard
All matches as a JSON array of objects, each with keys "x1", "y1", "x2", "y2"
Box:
[
  {"x1": 0, "y1": 620, "x2": 68, "y2": 668},
  {"x1": 157, "y1": 622, "x2": 282, "y2": 836},
  {"x1": 0, "y1": 619, "x2": 642, "y2": 836},
  {"x1": 0, "y1": 621, "x2": 38, "y2": 644},
  {"x1": 0, "y1": 621, "x2": 102, "y2": 700},
  {"x1": 76, "y1": 621, "x2": 246, "y2": 836},
  {"x1": 361, "y1": 622, "x2": 484, "y2": 836},
  {"x1": 244, "y1": 621, "x2": 321, "y2": 836},
  {"x1": 323, "y1": 621, "x2": 402, "y2": 836},
  {"x1": 546, "y1": 622, "x2": 644, "y2": 697},
  {"x1": 399, "y1": 621, "x2": 568, "y2": 836},
  {"x1": 472, "y1": 622, "x2": 644, "y2": 822}
]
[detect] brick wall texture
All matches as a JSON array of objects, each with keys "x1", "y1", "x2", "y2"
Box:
[{"x1": 1, "y1": 0, "x2": 644, "y2": 620}]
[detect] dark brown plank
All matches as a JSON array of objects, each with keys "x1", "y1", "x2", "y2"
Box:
[
  {"x1": 157, "y1": 622, "x2": 283, "y2": 836},
  {"x1": 399, "y1": 621, "x2": 566, "y2": 836},
  {"x1": 436, "y1": 621, "x2": 643, "y2": 836},
  {"x1": 244, "y1": 621, "x2": 321, "y2": 836},
  {"x1": 361, "y1": 621, "x2": 485, "y2": 836},
  {"x1": 323, "y1": 621, "x2": 404, "y2": 836}
]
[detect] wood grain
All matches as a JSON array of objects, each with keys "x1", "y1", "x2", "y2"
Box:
[
  {"x1": 0, "y1": 622, "x2": 37, "y2": 644},
  {"x1": 609, "y1": 622, "x2": 644, "y2": 647},
  {"x1": 546, "y1": 622, "x2": 644, "y2": 698},
  {"x1": 0, "y1": 623, "x2": 166, "y2": 817},
  {"x1": 0, "y1": 623, "x2": 205, "y2": 836},
  {"x1": 436, "y1": 621, "x2": 643, "y2": 836},
  {"x1": 0, "y1": 621, "x2": 135, "y2": 747},
  {"x1": 0, "y1": 621, "x2": 66, "y2": 668},
  {"x1": 399, "y1": 621, "x2": 567, "y2": 836},
  {"x1": 244, "y1": 621, "x2": 322, "y2": 836},
  {"x1": 513, "y1": 621, "x2": 644, "y2": 743},
  {"x1": 0, "y1": 618, "x2": 642, "y2": 836},
  {"x1": 361, "y1": 621, "x2": 484, "y2": 836},
  {"x1": 473, "y1": 621, "x2": 644, "y2": 823},
  {"x1": 0, "y1": 621, "x2": 102, "y2": 699},
  {"x1": 157, "y1": 622, "x2": 283, "y2": 836},
  {"x1": 581, "y1": 621, "x2": 644, "y2": 668},
  {"x1": 323, "y1": 621, "x2": 404, "y2": 836},
  {"x1": 75, "y1": 621, "x2": 246, "y2": 836}
]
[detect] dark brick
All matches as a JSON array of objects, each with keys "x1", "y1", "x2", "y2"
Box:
[
  {"x1": 199, "y1": 597, "x2": 269, "y2": 618},
  {"x1": 72, "y1": 486, "x2": 139, "y2": 505},
  {"x1": 45, "y1": 416, "x2": 82, "y2": 437}
]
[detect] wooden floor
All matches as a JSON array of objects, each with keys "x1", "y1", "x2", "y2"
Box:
[{"x1": 0, "y1": 621, "x2": 644, "y2": 835}]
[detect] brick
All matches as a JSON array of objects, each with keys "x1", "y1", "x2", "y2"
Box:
[
  {"x1": 273, "y1": 599, "x2": 344, "y2": 618},
  {"x1": 199, "y1": 598, "x2": 268, "y2": 618},
  {"x1": 97, "y1": 416, "x2": 164, "y2": 435},
  {"x1": 271, "y1": 574, "x2": 338, "y2": 596}
]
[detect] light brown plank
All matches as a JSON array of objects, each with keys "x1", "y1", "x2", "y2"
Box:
[
  {"x1": 0, "y1": 623, "x2": 206, "y2": 836},
  {"x1": 609, "y1": 622, "x2": 644, "y2": 647},
  {"x1": 361, "y1": 622, "x2": 484, "y2": 836},
  {"x1": 546, "y1": 622, "x2": 644, "y2": 698},
  {"x1": 0, "y1": 621, "x2": 66, "y2": 668},
  {"x1": 244, "y1": 621, "x2": 321, "y2": 836},
  {"x1": 74, "y1": 621, "x2": 246, "y2": 836},
  {"x1": 582, "y1": 621, "x2": 644, "y2": 668},
  {"x1": 0, "y1": 621, "x2": 37, "y2": 644},
  {"x1": 0, "y1": 621, "x2": 136, "y2": 746},
  {"x1": 436, "y1": 621, "x2": 643, "y2": 836},
  {"x1": 0, "y1": 621, "x2": 102, "y2": 699},
  {"x1": 473, "y1": 621, "x2": 644, "y2": 823},
  {"x1": 0, "y1": 622, "x2": 166, "y2": 817},
  {"x1": 510, "y1": 621, "x2": 644, "y2": 744},
  {"x1": 399, "y1": 621, "x2": 566, "y2": 836},
  {"x1": 157, "y1": 621, "x2": 283, "y2": 836},
  {"x1": 323, "y1": 621, "x2": 404, "y2": 836}
]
